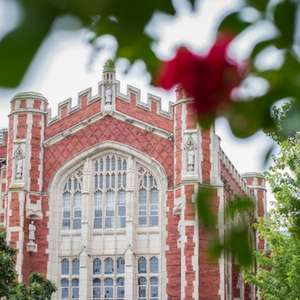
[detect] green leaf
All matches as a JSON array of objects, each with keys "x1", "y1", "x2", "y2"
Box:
[
  {"x1": 195, "y1": 186, "x2": 216, "y2": 230},
  {"x1": 225, "y1": 196, "x2": 255, "y2": 219},
  {"x1": 225, "y1": 225, "x2": 253, "y2": 267},
  {"x1": 248, "y1": 0, "x2": 269, "y2": 12},
  {"x1": 218, "y1": 12, "x2": 252, "y2": 35},
  {"x1": 0, "y1": 2, "x2": 57, "y2": 87},
  {"x1": 273, "y1": 0, "x2": 296, "y2": 48}
]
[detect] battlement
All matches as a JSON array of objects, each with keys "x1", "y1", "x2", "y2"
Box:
[
  {"x1": 10, "y1": 92, "x2": 48, "y2": 114},
  {"x1": 9, "y1": 62, "x2": 174, "y2": 138},
  {"x1": 47, "y1": 82, "x2": 173, "y2": 124},
  {"x1": 219, "y1": 148, "x2": 250, "y2": 195},
  {"x1": 242, "y1": 172, "x2": 266, "y2": 189}
]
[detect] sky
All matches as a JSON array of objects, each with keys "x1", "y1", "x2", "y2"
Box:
[{"x1": 0, "y1": 0, "x2": 276, "y2": 179}]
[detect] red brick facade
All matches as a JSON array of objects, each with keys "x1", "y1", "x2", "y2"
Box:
[{"x1": 0, "y1": 63, "x2": 266, "y2": 299}]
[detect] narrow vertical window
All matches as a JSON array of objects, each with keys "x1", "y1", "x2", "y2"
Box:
[
  {"x1": 62, "y1": 169, "x2": 82, "y2": 230},
  {"x1": 137, "y1": 165, "x2": 159, "y2": 227},
  {"x1": 71, "y1": 278, "x2": 79, "y2": 299},
  {"x1": 105, "y1": 191, "x2": 115, "y2": 228},
  {"x1": 61, "y1": 258, "x2": 69, "y2": 275},
  {"x1": 150, "y1": 257, "x2": 159, "y2": 273},
  {"x1": 94, "y1": 191, "x2": 102, "y2": 229},
  {"x1": 138, "y1": 190, "x2": 147, "y2": 226},
  {"x1": 150, "y1": 189, "x2": 159, "y2": 226},
  {"x1": 93, "y1": 278, "x2": 101, "y2": 300},
  {"x1": 138, "y1": 277, "x2": 147, "y2": 300},
  {"x1": 104, "y1": 258, "x2": 114, "y2": 274},
  {"x1": 116, "y1": 257, "x2": 125, "y2": 274},
  {"x1": 117, "y1": 191, "x2": 126, "y2": 228},
  {"x1": 138, "y1": 257, "x2": 147, "y2": 274},
  {"x1": 104, "y1": 278, "x2": 113, "y2": 300},
  {"x1": 62, "y1": 192, "x2": 71, "y2": 229},
  {"x1": 73, "y1": 192, "x2": 81, "y2": 229},
  {"x1": 116, "y1": 277, "x2": 125, "y2": 300},
  {"x1": 93, "y1": 258, "x2": 101, "y2": 275},
  {"x1": 150, "y1": 277, "x2": 159, "y2": 300},
  {"x1": 72, "y1": 258, "x2": 80, "y2": 275},
  {"x1": 61, "y1": 278, "x2": 69, "y2": 299}
]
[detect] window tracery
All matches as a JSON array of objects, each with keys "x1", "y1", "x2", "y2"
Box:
[
  {"x1": 94, "y1": 154, "x2": 127, "y2": 229},
  {"x1": 58, "y1": 152, "x2": 163, "y2": 299},
  {"x1": 137, "y1": 165, "x2": 159, "y2": 227},
  {"x1": 62, "y1": 169, "x2": 82, "y2": 230}
]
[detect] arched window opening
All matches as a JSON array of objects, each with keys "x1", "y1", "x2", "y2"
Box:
[
  {"x1": 93, "y1": 278, "x2": 101, "y2": 300},
  {"x1": 72, "y1": 259, "x2": 80, "y2": 275},
  {"x1": 61, "y1": 168, "x2": 82, "y2": 230},
  {"x1": 104, "y1": 258, "x2": 114, "y2": 274},
  {"x1": 61, "y1": 258, "x2": 69, "y2": 275},
  {"x1": 138, "y1": 257, "x2": 147, "y2": 274},
  {"x1": 138, "y1": 276, "x2": 147, "y2": 300},
  {"x1": 150, "y1": 276, "x2": 159, "y2": 300},
  {"x1": 116, "y1": 257, "x2": 125, "y2": 274},
  {"x1": 137, "y1": 165, "x2": 159, "y2": 227},
  {"x1": 137, "y1": 256, "x2": 160, "y2": 300},
  {"x1": 93, "y1": 154, "x2": 128, "y2": 229},
  {"x1": 116, "y1": 277, "x2": 125, "y2": 299},
  {"x1": 93, "y1": 258, "x2": 101, "y2": 275},
  {"x1": 71, "y1": 278, "x2": 79, "y2": 300},
  {"x1": 61, "y1": 278, "x2": 69, "y2": 299},
  {"x1": 104, "y1": 278, "x2": 113, "y2": 300},
  {"x1": 150, "y1": 257, "x2": 159, "y2": 273},
  {"x1": 60, "y1": 258, "x2": 80, "y2": 300}
]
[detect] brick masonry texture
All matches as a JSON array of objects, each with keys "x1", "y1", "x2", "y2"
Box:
[{"x1": 0, "y1": 72, "x2": 266, "y2": 299}]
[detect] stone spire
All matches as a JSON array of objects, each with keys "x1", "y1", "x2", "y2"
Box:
[
  {"x1": 101, "y1": 59, "x2": 117, "y2": 111},
  {"x1": 102, "y1": 59, "x2": 116, "y2": 82}
]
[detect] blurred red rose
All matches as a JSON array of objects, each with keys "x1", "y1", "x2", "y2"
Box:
[{"x1": 158, "y1": 35, "x2": 244, "y2": 117}]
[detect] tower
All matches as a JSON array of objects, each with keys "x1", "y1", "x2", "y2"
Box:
[
  {"x1": 173, "y1": 86, "x2": 222, "y2": 299},
  {"x1": 6, "y1": 92, "x2": 47, "y2": 280},
  {"x1": 100, "y1": 59, "x2": 117, "y2": 112}
]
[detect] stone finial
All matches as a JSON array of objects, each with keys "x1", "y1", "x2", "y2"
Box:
[{"x1": 103, "y1": 59, "x2": 115, "y2": 73}]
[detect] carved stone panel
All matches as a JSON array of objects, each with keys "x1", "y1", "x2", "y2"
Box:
[{"x1": 182, "y1": 131, "x2": 199, "y2": 180}]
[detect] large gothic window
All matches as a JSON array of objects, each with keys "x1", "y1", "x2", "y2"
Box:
[
  {"x1": 93, "y1": 155, "x2": 127, "y2": 229},
  {"x1": 57, "y1": 151, "x2": 163, "y2": 299},
  {"x1": 62, "y1": 169, "x2": 82, "y2": 230},
  {"x1": 137, "y1": 165, "x2": 159, "y2": 227}
]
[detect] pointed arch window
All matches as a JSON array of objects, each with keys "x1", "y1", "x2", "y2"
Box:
[
  {"x1": 137, "y1": 166, "x2": 159, "y2": 227},
  {"x1": 93, "y1": 154, "x2": 127, "y2": 229},
  {"x1": 62, "y1": 169, "x2": 82, "y2": 230}
]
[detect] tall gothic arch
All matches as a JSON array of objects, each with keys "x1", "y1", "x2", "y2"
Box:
[{"x1": 47, "y1": 142, "x2": 168, "y2": 299}]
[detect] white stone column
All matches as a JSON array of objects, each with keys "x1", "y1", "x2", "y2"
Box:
[
  {"x1": 80, "y1": 159, "x2": 92, "y2": 299},
  {"x1": 125, "y1": 156, "x2": 136, "y2": 299}
]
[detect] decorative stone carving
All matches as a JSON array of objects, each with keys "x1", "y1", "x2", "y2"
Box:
[
  {"x1": 27, "y1": 221, "x2": 37, "y2": 252},
  {"x1": 105, "y1": 86, "x2": 113, "y2": 105},
  {"x1": 26, "y1": 197, "x2": 43, "y2": 220},
  {"x1": 29, "y1": 221, "x2": 36, "y2": 243},
  {"x1": 14, "y1": 145, "x2": 24, "y2": 180},
  {"x1": 185, "y1": 137, "x2": 196, "y2": 172}
]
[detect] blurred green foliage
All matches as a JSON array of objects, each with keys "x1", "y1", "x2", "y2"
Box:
[
  {"x1": 0, "y1": 229, "x2": 56, "y2": 299},
  {"x1": 244, "y1": 130, "x2": 300, "y2": 298}
]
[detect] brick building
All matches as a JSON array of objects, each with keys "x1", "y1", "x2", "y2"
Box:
[{"x1": 0, "y1": 60, "x2": 266, "y2": 300}]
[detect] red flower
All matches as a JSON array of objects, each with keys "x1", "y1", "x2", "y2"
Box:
[{"x1": 158, "y1": 35, "x2": 244, "y2": 117}]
